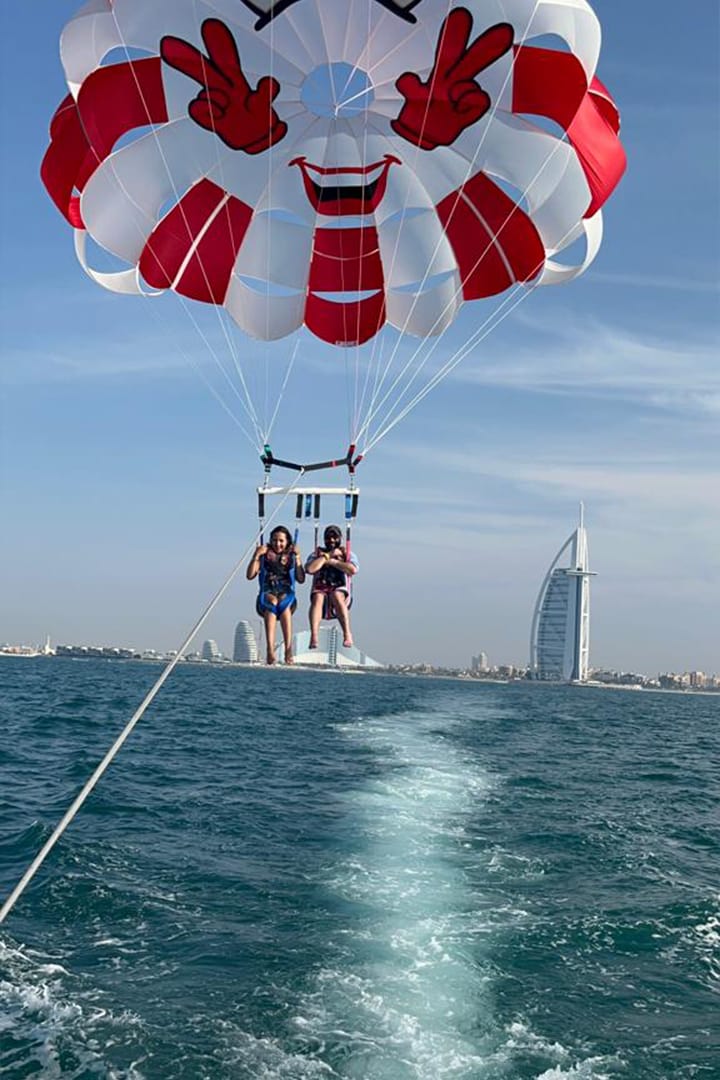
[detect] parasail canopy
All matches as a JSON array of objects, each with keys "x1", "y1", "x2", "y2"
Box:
[{"x1": 42, "y1": 0, "x2": 625, "y2": 350}]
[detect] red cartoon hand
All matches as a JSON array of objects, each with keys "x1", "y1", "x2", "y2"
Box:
[
  {"x1": 160, "y1": 18, "x2": 287, "y2": 154},
  {"x1": 391, "y1": 10, "x2": 513, "y2": 150}
]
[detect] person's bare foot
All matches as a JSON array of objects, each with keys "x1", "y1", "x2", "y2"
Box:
[
  {"x1": 266, "y1": 652, "x2": 276, "y2": 665},
  {"x1": 285, "y1": 650, "x2": 294, "y2": 665},
  {"x1": 309, "y1": 638, "x2": 318, "y2": 649},
  {"x1": 343, "y1": 637, "x2": 353, "y2": 648}
]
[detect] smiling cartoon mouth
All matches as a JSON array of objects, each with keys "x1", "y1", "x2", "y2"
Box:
[{"x1": 290, "y1": 155, "x2": 400, "y2": 216}]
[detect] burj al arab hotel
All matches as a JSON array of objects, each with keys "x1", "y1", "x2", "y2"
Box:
[{"x1": 530, "y1": 507, "x2": 595, "y2": 682}]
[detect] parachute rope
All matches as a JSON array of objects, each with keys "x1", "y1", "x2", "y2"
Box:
[
  {"x1": 354, "y1": 6, "x2": 611, "y2": 447},
  {"x1": 133, "y1": 280, "x2": 264, "y2": 447},
  {"x1": 99, "y1": 5, "x2": 267, "y2": 449},
  {"x1": 0, "y1": 474, "x2": 306, "y2": 927},
  {"x1": 355, "y1": 0, "x2": 545, "y2": 447},
  {"x1": 361, "y1": 206, "x2": 595, "y2": 453},
  {"x1": 356, "y1": 0, "x2": 471, "y2": 436},
  {"x1": 264, "y1": 337, "x2": 300, "y2": 445}
]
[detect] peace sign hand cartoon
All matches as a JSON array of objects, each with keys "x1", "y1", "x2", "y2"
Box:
[
  {"x1": 161, "y1": 18, "x2": 287, "y2": 154},
  {"x1": 391, "y1": 11, "x2": 513, "y2": 151}
]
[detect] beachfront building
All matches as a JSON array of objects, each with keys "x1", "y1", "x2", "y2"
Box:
[
  {"x1": 233, "y1": 621, "x2": 259, "y2": 663},
  {"x1": 201, "y1": 638, "x2": 222, "y2": 662},
  {"x1": 283, "y1": 626, "x2": 383, "y2": 668},
  {"x1": 530, "y1": 506, "x2": 596, "y2": 682}
]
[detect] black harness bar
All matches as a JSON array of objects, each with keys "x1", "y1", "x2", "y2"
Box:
[{"x1": 261, "y1": 443, "x2": 363, "y2": 476}]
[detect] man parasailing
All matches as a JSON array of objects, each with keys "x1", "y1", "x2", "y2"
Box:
[{"x1": 305, "y1": 526, "x2": 358, "y2": 650}]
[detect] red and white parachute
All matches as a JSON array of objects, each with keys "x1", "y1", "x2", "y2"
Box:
[{"x1": 43, "y1": 0, "x2": 625, "y2": 350}]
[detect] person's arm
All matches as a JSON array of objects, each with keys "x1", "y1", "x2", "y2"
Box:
[
  {"x1": 294, "y1": 548, "x2": 306, "y2": 584},
  {"x1": 246, "y1": 544, "x2": 266, "y2": 580},
  {"x1": 328, "y1": 550, "x2": 357, "y2": 576},
  {"x1": 305, "y1": 548, "x2": 327, "y2": 574}
]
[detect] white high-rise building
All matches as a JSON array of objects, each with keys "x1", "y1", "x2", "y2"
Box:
[
  {"x1": 530, "y1": 505, "x2": 595, "y2": 682},
  {"x1": 201, "y1": 638, "x2": 222, "y2": 662},
  {"x1": 286, "y1": 627, "x2": 383, "y2": 668},
  {"x1": 233, "y1": 621, "x2": 258, "y2": 663}
]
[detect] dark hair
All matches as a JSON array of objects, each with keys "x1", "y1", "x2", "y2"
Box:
[
  {"x1": 324, "y1": 525, "x2": 342, "y2": 542},
  {"x1": 270, "y1": 526, "x2": 293, "y2": 546}
]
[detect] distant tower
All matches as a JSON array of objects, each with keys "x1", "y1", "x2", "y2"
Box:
[
  {"x1": 327, "y1": 626, "x2": 339, "y2": 667},
  {"x1": 471, "y1": 651, "x2": 489, "y2": 672},
  {"x1": 201, "y1": 638, "x2": 222, "y2": 662},
  {"x1": 530, "y1": 505, "x2": 596, "y2": 682},
  {"x1": 233, "y1": 621, "x2": 258, "y2": 663}
]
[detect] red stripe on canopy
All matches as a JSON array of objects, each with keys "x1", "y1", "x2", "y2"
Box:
[
  {"x1": 437, "y1": 173, "x2": 544, "y2": 298},
  {"x1": 512, "y1": 46, "x2": 626, "y2": 217},
  {"x1": 309, "y1": 227, "x2": 384, "y2": 292},
  {"x1": 305, "y1": 290, "x2": 386, "y2": 346},
  {"x1": 568, "y1": 78, "x2": 627, "y2": 216},
  {"x1": 140, "y1": 180, "x2": 252, "y2": 303},
  {"x1": 41, "y1": 59, "x2": 168, "y2": 228},
  {"x1": 41, "y1": 95, "x2": 95, "y2": 226},
  {"x1": 511, "y1": 45, "x2": 588, "y2": 131},
  {"x1": 76, "y1": 57, "x2": 168, "y2": 165}
]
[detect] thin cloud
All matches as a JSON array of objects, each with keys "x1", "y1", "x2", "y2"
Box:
[
  {"x1": 586, "y1": 270, "x2": 719, "y2": 293},
  {"x1": 2, "y1": 341, "x2": 191, "y2": 384},
  {"x1": 455, "y1": 313, "x2": 720, "y2": 412},
  {"x1": 388, "y1": 442, "x2": 720, "y2": 521}
]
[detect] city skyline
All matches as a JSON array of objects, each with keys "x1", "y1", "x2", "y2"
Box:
[
  {"x1": 2, "y1": 628, "x2": 716, "y2": 686},
  {"x1": 2, "y1": 640, "x2": 716, "y2": 693},
  {"x1": 1, "y1": 3, "x2": 718, "y2": 672}
]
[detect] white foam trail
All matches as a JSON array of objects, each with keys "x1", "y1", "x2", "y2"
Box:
[
  {"x1": 0, "y1": 940, "x2": 146, "y2": 1079},
  {"x1": 294, "y1": 706, "x2": 498, "y2": 1078}
]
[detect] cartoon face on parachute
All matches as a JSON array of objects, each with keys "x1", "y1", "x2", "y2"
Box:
[{"x1": 43, "y1": 0, "x2": 625, "y2": 346}]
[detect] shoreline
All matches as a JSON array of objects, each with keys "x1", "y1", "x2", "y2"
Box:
[{"x1": 1, "y1": 652, "x2": 717, "y2": 696}]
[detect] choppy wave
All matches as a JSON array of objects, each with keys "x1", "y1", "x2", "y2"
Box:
[{"x1": 1, "y1": 660, "x2": 718, "y2": 1078}]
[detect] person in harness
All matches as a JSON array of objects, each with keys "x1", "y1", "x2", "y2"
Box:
[
  {"x1": 247, "y1": 525, "x2": 305, "y2": 665},
  {"x1": 305, "y1": 525, "x2": 358, "y2": 650}
]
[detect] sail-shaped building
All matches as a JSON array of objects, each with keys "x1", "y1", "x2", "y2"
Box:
[{"x1": 530, "y1": 507, "x2": 595, "y2": 682}]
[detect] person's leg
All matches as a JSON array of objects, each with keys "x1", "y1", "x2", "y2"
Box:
[
  {"x1": 264, "y1": 603, "x2": 278, "y2": 664},
  {"x1": 309, "y1": 593, "x2": 323, "y2": 647},
  {"x1": 279, "y1": 606, "x2": 294, "y2": 663},
  {"x1": 332, "y1": 592, "x2": 353, "y2": 647}
]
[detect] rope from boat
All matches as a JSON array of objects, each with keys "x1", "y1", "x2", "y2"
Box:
[{"x1": 0, "y1": 476, "x2": 305, "y2": 925}]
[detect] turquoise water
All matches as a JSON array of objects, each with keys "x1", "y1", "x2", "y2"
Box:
[{"x1": 0, "y1": 658, "x2": 718, "y2": 1079}]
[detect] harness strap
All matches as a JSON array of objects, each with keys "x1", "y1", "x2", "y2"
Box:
[
  {"x1": 257, "y1": 548, "x2": 297, "y2": 617},
  {"x1": 257, "y1": 590, "x2": 296, "y2": 618}
]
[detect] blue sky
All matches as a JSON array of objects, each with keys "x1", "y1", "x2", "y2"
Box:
[{"x1": 1, "y1": 2, "x2": 718, "y2": 673}]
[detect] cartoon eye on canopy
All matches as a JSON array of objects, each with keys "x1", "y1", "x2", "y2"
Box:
[{"x1": 43, "y1": 0, "x2": 624, "y2": 351}]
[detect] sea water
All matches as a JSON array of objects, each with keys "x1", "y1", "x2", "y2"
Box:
[{"x1": 0, "y1": 658, "x2": 717, "y2": 1079}]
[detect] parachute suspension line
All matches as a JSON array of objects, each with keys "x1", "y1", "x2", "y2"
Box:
[
  {"x1": 344, "y1": 345, "x2": 356, "y2": 450},
  {"x1": 137, "y1": 288, "x2": 260, "y2": 448},
  {"x1": 358, "y1": 0, "x2": 455, "y2": 412},
  {"x1": 181, "y1": 0, "x2": 278, "y2": 445},
  {"x1": 104, "y1": 8, "x2": 265, "y2": 450},
  {"x1": 362, "y1": 202, "x2": 592, "y2": 454},
  {"x1": 364, "y1": 201, "x2": 586, "y2": 452},
  {"x1": 355, "y1": 0, "x2": 545, "y2": 439},
  {"x1": 263, "y1": 337, "x2": 300, "y2": 445},
  {"x1": 349, "y1": 4, "x2": 383, "y2": 445},
  {"x1": 350, "y1": 0, "x2": 454, "y2": 442},
  {"x1": 364, "y1": 282, "x2": 535, "y2": 453},
  {"x1": 356, "y1": 36, "x2": 582, "y2": 443},
  {"x1": 315, "y1": 16, "x2": 362, "y2": 447},
  {"x1": 264, "y1": 6, "x2": 277, "y2": 352},
  {"x1": 353, "y1": 0, "x2": 473, "y2": 431},
  {"x1": 182, "y1": 0, "x2": 268, "y2": 442},
  {"x1": 356, "y1": 119, "x2": 572, "y2": 450},
  {"x1": 0, "y1": 476, "x2": 305, "y2": 927}
]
